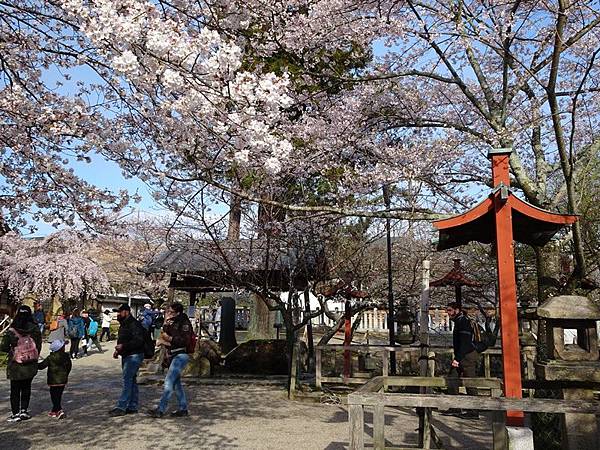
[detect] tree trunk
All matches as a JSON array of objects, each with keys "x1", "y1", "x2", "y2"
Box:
[{"x1": 227, "y1": 193, "x2": 242, "y2": 240}]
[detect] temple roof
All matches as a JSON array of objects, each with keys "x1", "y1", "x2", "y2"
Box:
[{"x1": 433, "y1": 193, "x2": 577, "y2": 251}]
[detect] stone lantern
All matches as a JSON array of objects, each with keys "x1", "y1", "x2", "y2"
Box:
[
  {"x1": 394, "y1": 307, "x2": 415, "y2": 345},
  {"x1": 535, "y1": 295, "x2": 600, "y2": 450}
]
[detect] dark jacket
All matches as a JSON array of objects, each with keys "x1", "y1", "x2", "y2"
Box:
[
  {"x1": 451, "y1": 313, "x2": 476, "y2": 362},
  {"x1": 0, "y1": 322, "x2": 42, "y2": 381},
  {"x1": 117, "y1": 315, "x2": 145, "y2": 357},
  {"x1": 38, "y1": 350, "x2": 72, "y2": 386},
  {"x1": 164, "y1": 313, "x2": 192, "y2": 357}
]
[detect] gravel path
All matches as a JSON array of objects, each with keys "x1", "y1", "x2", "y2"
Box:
[{"x1": 0, "y1": 343, "x2": 493, "y2": 449}]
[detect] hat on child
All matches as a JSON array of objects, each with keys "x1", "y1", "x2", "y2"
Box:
[{"x1": 50, "y1": 340, "x2": 65, "y2": 352}]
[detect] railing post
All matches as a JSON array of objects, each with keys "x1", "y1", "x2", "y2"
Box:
[
  {"x1": 491, "y1": 387, "x2": 506, "y2": 450},
  {"x1": 382, "y1": 349, "x2": 389, "y2": 391},
  {"x1": 485, "y1": 352, "x2": 491, "y2": 378},
  {"x1": 349, "y1": 404, "x2": 365, "y2": 450},
  {"x1": 373, "y1": 405, "x2": 385, "y2": 450}
]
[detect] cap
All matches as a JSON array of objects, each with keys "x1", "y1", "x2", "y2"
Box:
[
  {"x1": 112, "y1": 303, "x2": 131, "y2": 313},
  {"x1": 17, "y1": 305, "x2": 32, "y2": 314},
  {"x1": 50, "y1": 340, "x2": 65, "y2": 352}
]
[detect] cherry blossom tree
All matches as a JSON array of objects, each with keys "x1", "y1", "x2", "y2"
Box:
[
  {"x1": 2, "y1": 1, "x2": 600, "y2": 294},
  {"x1": 0, "y1": 231, "x2": 109, "y2": 309}
]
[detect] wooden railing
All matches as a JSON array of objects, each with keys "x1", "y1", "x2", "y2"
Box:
[
  {"x1": 347, "y1": 375, "x2": 600, "y2": 450},
  {"x1": 315, "y1": 345, "x2": 509, "y2": 389}
]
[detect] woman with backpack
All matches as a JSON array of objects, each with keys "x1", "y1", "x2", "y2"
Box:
[
  {"x1": 0, "y1": 305, "x2": 43, "y2": 423},
  {"x1": 67, "y1": 309, "x2": 85, "y2": 359}
]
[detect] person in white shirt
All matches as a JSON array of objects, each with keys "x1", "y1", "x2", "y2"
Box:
[{"x1": 100, "y1": 310, "x2": 112, "y2": 342}]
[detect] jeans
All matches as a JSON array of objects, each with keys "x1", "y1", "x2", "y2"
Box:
[
  {"x1": 158, "y1": 353, "x2": 190, "y2": 413},
  {"x1": 10, "y1": 379, "x2": 33, "y2": 414},
  {"x1": 116, "y1": 353, "x2": 144, "y2": 411},
  {"x1": 50, "y1": 386, "x2": 65, "y2": 412}
]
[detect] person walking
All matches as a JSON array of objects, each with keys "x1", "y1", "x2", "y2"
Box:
[
  {"x1": 140, "y1": 303, "x2": 157, "y2": 331},
  {"x1": 0, "y1": 305, "x2": 42, "y2": 423},
  {"x1": 33, "y1": 303, "x2": 45, "y2": 335},
  {"x1": 67, "y1": 309, "x2": 85, "y2": 359},
  {"x1": 48, "y1": 314, "x2": 69, "y2": 343},
  {"x1": 38, "y1": 340, "x2": 72, "y2": 419},
  {"x1": 444, "y1": 301, "x2": 481, "y2": 419},
  {"x1": 80, "y1": 311, "x2": 103, "y2": 355},
  {"x1": 148, "y1": 303, "x2": 193, "y2": 418},
  {"x1": 109, "y1": 303, "x2": 146, "y2": 417},
  {"x1": 100, "y1": 309, "x2": 112, "y2": 342}
]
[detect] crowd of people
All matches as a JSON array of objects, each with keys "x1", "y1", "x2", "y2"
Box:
[{"x1": 1, "y1": 301, "x2": 194, "y2": 423}]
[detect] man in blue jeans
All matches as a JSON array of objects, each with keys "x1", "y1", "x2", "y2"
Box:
[
  {"x1": 109, "y1": 303, "x2": 145, "y2": 417},
  {"x1": 148, "y1": 302, "x2": 193, "y2": 418}
]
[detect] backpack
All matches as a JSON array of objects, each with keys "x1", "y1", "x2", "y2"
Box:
[
  {"x1": 88, "y1": 319, "x2": 98, "y2": 337},
  {"x1": 187, "y1": 332, "x2": 197, "y2": 354},
  {"x1": 68, "y1": 320, "x2": 80, "y2": 338},
  {"x1": 468, "y1": 317, "x2": 492, "y2": 353},
  {"x1": 10, "y1": 328, "x2": 39, "y2": 364}
]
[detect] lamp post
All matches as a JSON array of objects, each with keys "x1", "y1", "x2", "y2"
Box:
[{"x1": 383, "y1": 184, "x2": 396, "y2": 375}]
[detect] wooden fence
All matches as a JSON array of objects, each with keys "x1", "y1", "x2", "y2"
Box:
[{"x1": 347, "y1": 375, "x2": 600, "y2": 450}]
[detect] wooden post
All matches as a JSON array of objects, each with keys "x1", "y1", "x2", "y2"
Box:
[
  {"x1": 373, "y1": 404, "x2": 385, "y2": 450},
  {"x1": 349, "y1": 405, "x2": 365, "y2": 450},
  {"x1": 418, "y1": 260, "x2": 431, "y2": 448},
  {"x1": 382, "y1": 349, "x2": 389, "y2": 391},
  {"x1": 289, "y1": 342, "x2": 298, "y2": 399},
  {"x1": 484, "y1": 352, "x2": 491, "y2": 378},
  {"x1": 303, "y1": 289, "x2": 314, "y2": 370},
  {"x1": 490, "y1": 149, "x2": 524, "y2": 426},
  {"x1": 344, "y1": 300, "x2": 352, "y2": 382},
  {"x1": 316, "y1": 347, "x2": 322, "y2": 390}
]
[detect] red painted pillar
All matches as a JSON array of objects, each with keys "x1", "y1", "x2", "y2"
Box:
[
  {"x1": 490, "y1": 149, "x2": 524, "y2": 426},
  {"x1": 344, "y1": 300, "x2": 352, "y2": 380}
]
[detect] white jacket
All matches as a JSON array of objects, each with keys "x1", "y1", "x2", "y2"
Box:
[{"x1": 102, "y1": 312, "x2": 112, "y2": 328}]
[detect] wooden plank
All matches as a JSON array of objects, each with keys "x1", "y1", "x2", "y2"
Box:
[
  {"x1": 356, "y1": 376, "x2": 384, "y2": 393},
  {"x1": 347, "y1": 393, "x2": 600, "y2": 414},
  {"x1": 373, "y1": 405, "x2": 385, "y2": 450},
  {"x1": 321, "y1": 376, "x2": 369, "y2": 385},
  {"x1": 385, "y1": 376, "x2": 502, "y2": 390},
  {"x1": 316, "y1": 347, "x2": 322, "y2": 389},
  {"x1": 349, "y1": 404, "x2": 365, "y2": 450}
]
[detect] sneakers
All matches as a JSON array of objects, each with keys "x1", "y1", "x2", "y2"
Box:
[
  {"x1": 108, "y1": 407, "x2": 127, "y2": 417},
  {"x1": 146, "y1": 408, "x2": 164, "y2": 418},
  {"x1": 170, "y1": 410, "x2": 189, "y2": 417},
  {"x1": 19, "y1": 410, "x2": 32, "y2": 420},
  {"x1": 6, "y1": 414, "x2": 22, "y2": 423},
  {"x1": 48, "y1": 410, "x2": 65, "y2": 419}
]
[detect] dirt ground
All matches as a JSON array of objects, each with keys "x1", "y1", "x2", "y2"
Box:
[{"x1": 0, "y1": 343, "x2": 494, "y2": 449}]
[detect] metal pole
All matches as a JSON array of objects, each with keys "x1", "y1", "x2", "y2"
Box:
[{"x1": 383, "y1": 185, "x2": 396, "y2": 375}]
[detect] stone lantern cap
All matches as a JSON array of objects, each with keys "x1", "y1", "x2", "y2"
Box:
[{"x1": 537, "y1": 295, "x2": 600, "y2": 320}]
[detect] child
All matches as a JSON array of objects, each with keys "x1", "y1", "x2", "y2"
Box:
[{"x1": 38, "y1": 340, "x2": 72, "y2": 419}]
